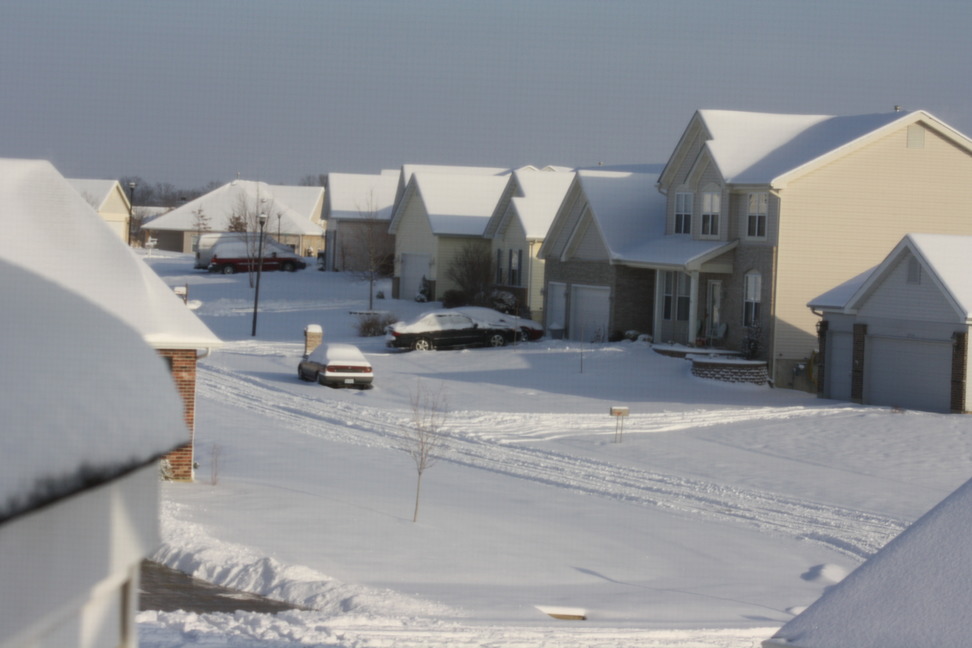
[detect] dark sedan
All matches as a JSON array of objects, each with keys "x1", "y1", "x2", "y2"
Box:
[{"x1": 385, "y1": 310, "x2": 516, "y2": 351}]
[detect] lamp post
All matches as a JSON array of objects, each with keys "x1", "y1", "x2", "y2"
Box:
[
  {"x1": 127, "y1": 181, "x2": 137, "y2": 246},
  {"x1": 251, "y1": 212, "x2": 269, "y2": 337}
]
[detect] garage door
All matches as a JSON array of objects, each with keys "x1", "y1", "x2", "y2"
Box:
[
  {"x1": 400, "y1": 254, "x2": 432, "y2": 301},
  {"x1": 569, "y1": 285, "x2": 610, "y2": 342},
  {"x1": 865, "y1": 336, "x2": 952, "y2": 413},
  {"x1": 825, "y1": 331, "x2": 853, "y2": 401}
]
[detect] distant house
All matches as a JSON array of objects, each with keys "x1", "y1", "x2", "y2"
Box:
[
  {"x1": 539, "y1": 170, "x2": 668, "y2": 341},
  {"x1": 144, "y1": 179, "x2": 325, "y2": 256},
  {"x1": 764, "y1": 473, "x2": 972, "y2": 647},
  {"x1": 809, "y1": 233, "x2": 972, "y2": 413},
  {"x1": 649, "y1": 108, "x2": 972, "y2": 387},
  {"x1": 389, "y1": 171, "x2": 509, "y2": 301},
  {"x1": 322, "y1": 171, "x2": 398, "y2": 272},
  {"x1": 66, "y1": 178, "x2": 132, "y2": 242},
  {"x1": 0, "y1": 258, "x2": 188, "y2": 648},
  {"x1": 483, "y1": 167, "x2": 574, "y2": 320},
  {"x1": 0, "y1": 158, "x2": 223, "y2": 481}
]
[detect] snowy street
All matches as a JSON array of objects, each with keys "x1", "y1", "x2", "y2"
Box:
[{"x1": 137, "y1": 252, "x2": 972, "y2": 647}]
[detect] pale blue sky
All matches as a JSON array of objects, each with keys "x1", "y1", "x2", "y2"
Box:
[{"x1": 2, "y1": 0, "x2": 969, "y2": 187}]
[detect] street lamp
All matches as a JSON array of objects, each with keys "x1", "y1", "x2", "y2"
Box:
[
  {"x1": 251, "y1": 212, "x2": 269, "y2": 337},
  {"x1": 127, "y1": 181, "x2": 137, "y2": 246}
]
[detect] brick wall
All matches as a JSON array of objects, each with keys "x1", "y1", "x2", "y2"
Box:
[{"x1": 158, "y1": 349, "x2": 197, "y2": 481}]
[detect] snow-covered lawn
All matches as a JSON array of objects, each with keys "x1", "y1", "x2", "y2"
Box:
[{"x1": 137, "y1": 252, "x2": 972, "y2": 647}]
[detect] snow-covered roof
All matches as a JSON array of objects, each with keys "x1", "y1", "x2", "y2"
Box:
[
  {"x1": 676, "y1": 109, "x2": 970, "y2": 187},
  {"x1": 145, "y1": 180, "x2": 324, "y2": 236},
  {"x1": 806, "y1": 267, "x2": 875, "y2": 311},
  {"x1": 392, "y1": 163, "x2": 510, "y2": 213},
  {"x1": 0, "y1": 258, "x2": 188, "y2": 523},
  {"x1": 267, "y1": 184, "x2": 324, "y2": 221},
  {"x1": 808, "y1": 234, "x2": 972, "y2": 321},
  {"x1": 505, "y1": 169, "x2": 575, "y2": 239},
  {"x1": 766, "y1": 473, "x2": 972, "y2": 648},
  {"x1": 0, "y1": 158, "x2": 222, "y2": 350},
  {"x1": 66, "y1": 178, "x2": 124, "y2": 211},
  {"x1": 392, "y1": 173, "x2": 509, "y2": 236},
  {"x1": 325, "y1": 173, "x2": 398, "y2": 221}
]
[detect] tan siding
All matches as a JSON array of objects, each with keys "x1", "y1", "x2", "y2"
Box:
[
  {"x1": 774, "y1": 126, "x2": 972, "y2": 361},
  {"x1": 393, "y1": 198, "x2": 435, "y2": 278},
  {"x1": 436, "y1": 237, "x2": 489, "y2": 294}
]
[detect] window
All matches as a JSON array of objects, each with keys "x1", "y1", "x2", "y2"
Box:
[
  {"x1": 744, "y1": 271, "x2": 761, "y2": 327},
  {"x1": 701, "y1": 192, "x2": 720, "y2": 236},
  {"x1": 508, "y1": 249, "x2": 522, "y2": 287},
  {"x1": 675, "y1": 192, "x2": 692, "y2": 234},
  {"x1": 747, "y1": 192, "x2": 768, "y2": 238},
  {"x1": 676, "y1": 273, "x2": 691, "y2": 321},
  {"x1": 495, "y1": 249, "x2": 503, "y2": 284},
  {"x1": 663, "y1": 271, "x2": 691, "y2": 321}
]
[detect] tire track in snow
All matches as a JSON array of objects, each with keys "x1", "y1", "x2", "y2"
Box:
[{"x1": 198, "y1": 363, "x2": 903, "y2": 559}]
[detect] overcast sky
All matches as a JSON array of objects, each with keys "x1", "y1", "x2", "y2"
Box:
[{"x1": 2, "y1": 0, "x2": 969, "y2": 188}]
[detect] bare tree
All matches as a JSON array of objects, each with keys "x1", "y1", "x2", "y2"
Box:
[
  {"x1": 192, "y1": 206, "x2": 211, "y2": 251},
  {"x1": 298, "y1": 173, "x2": 327, "y2": 187},
  {"x1": 445, "y1": 242, "x2": 493, "y2": 303},
  {"x1": 348, "y1": 193, "x2": 394, "y2": 310},
  {"x1": 404, "y1": 381, "x2": 448, "y2": 523}
]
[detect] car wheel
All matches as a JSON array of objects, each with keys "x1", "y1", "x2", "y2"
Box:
[
  {"x1": 516, "y1": 329, "x2": 528, "y2": 342},
  {"x1": 298, "y1": 368, "x2": 307, "y2": 381},
  {"x1": 412, "y1": 337, "x2": 435, "y2": 351},
  {"x1": 283, "y1": 262, "x2": 296, "y2": 272},
  {"x1": 488, "y1": 333, "x2": 507, "y2": 347},
  {"x1": 221, "y1": 265, "x2": 235, "y2": 275}
]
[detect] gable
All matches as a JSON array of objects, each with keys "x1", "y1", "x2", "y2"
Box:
[
  {"x1": 564, "y1": 210, "x2": 610, "y2": 261},
  {"x1": 855, "y1": 252, "x2": 960, "y2": 323}
]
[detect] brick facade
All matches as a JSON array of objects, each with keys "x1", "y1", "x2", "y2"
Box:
[{"x1": 157, "y1": 349, "x2": 197, "y2": 481}]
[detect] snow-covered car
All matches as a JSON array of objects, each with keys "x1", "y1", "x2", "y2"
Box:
[
  {"x1": 297, "y1": 343, "x2": 373, "y2": 388},
  {"x1": 208, "y1": 241, "x2": 306, "y2": 274},
  {"x1": 385, "y1": 309, "x2": 517, "y2": 351},
  {"x1": 452, "y1": 307, "x2": 544, "y2": 341}
]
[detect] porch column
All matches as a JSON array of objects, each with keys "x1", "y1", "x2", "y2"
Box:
[{"x1": 688, "y1": 271, "x2": 699, "y2": 346}]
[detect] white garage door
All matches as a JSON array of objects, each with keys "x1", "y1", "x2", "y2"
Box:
[
  {"x1": 400, "y1": 254, "x2": 432, "y2": 301},
  {"x1": 865, "y1": 336, "x2": 952, "y2": 413},
  {"x1": 825, "y1": 331, "x2": 854, "y2": 401},
  {"x1": 569, "y1": 285, "x2": 610, "y2": 342}
]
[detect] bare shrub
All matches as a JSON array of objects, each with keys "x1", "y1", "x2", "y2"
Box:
[{"x1": 355, "y1": 312, "x2": 397, "y2": 337}]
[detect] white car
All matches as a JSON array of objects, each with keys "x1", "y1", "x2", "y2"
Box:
[{"x1": 297, "y1": 343, "x2": 373, "y2": 388}]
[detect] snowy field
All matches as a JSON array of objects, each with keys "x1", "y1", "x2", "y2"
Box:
[{"x1": 136, "y1": 251, "x2": 972, "y2": 647}]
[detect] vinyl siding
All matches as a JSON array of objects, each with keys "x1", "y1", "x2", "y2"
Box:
[
  {"x1": 393, "y1": 198, "x2": 435, "y2": 279},
  {"x1": 857, "y1": 255, "x2": 958, "y2": 323},
  {"x1": 435, "y1": 236, "x2": 490, "y2": 295},
  {"x1": 774, "y1": 124, "x2": 972, "y2": 362}
]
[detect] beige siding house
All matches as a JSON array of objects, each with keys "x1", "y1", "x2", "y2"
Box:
[
  {"x1": 145, "y1": 180, "x2": 325, "y2": 255},
  {"x1": 483, "y1": 168, "x2": 574, "y2": 320},
  {"x1": 389, "y1": 172, "x2": 508, "y2": 301},
  {"x1": 655, "y1": 108, "x2": 972, "y2": 387},
  {"x1": 67, "y1": 178, "x2": 132, "y2": 242}
]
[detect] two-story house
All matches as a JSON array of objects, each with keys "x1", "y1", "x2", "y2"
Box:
[
  {"x1": 654, "y1": 108, "x2": 972, "y2": 386},
  {"x1": 483, "y1": 167, "x2": 574, "y2": 320}
]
